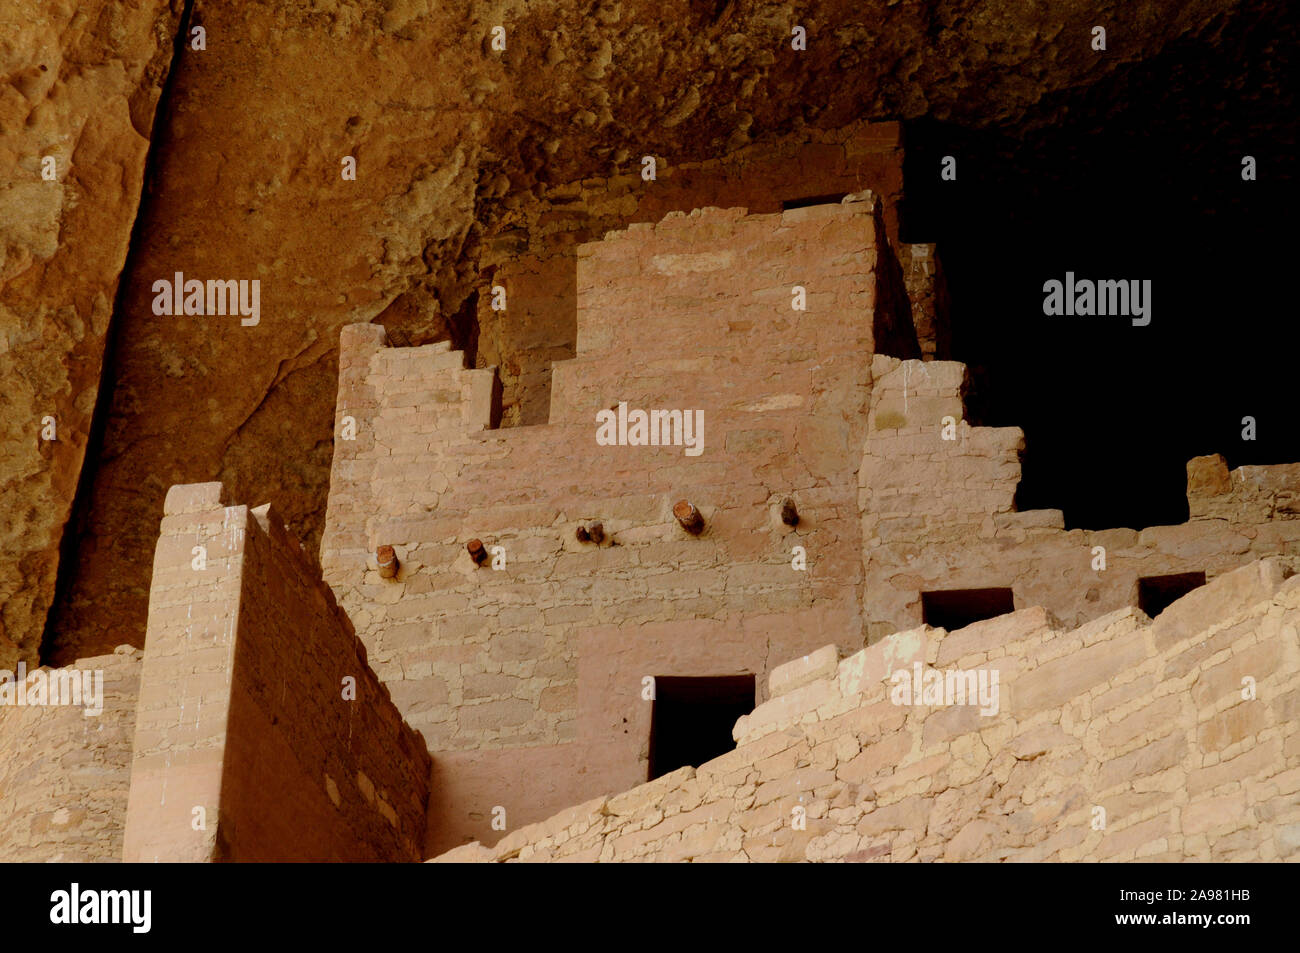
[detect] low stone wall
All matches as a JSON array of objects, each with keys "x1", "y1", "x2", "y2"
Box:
[
  {"x1": 0, "y1": 648, "x2": 142, "y2": 861},
  {"x1": 1188, "y1": 455, "x2": 1300, "y2": 522},
  {"x1": 433, "y1": 558, "x2": 1300, "y2": 862}
]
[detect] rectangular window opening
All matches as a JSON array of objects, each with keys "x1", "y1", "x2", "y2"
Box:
[
  {"x1": 647, "y1": 675, "x2": 756, "y2": 781},
  {"x1": 782, "y1": 192, "x2": 849, "y2": 210},
  {"x1": 921, "y1": 587, "x2": 1016, "y2": 630},
  {"x1": 1137, "y1": 571, "x2": 1207, "y2": 618}
]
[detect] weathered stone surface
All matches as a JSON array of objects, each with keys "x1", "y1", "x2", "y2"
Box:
[
  {"x1": 427, "y1": 841, "x2": 496, "y2": 863},
  {"x1": 122, "y1": 484, "x2": 430, "y2": 863},
  {"x1": 769, "y1": 644, "x2": 839, "y2": 698},
  {"x1": 1152, "y1": 558, "x2": 1294, "y2": 650},
  {"x1": 1187, "y1": 454, "x2": 1232, "y2": 500},
  {"x1": 0, "y1": 0, "x2": 180, "y2": 666}
]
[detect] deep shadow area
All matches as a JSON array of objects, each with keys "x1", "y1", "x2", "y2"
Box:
[
  {"x1": 1138, "y1": 572, "x2": 1208, "y2": 619},
  {"x1": 648, "y1": 675, "x2": 756, "y2": 780},
  {"x1": 901, "y1": 4, "x2": 1299, "y2": 530},
  {"x1": 922, "y1": 588, "x2": 1017, "y2": 631},
  {"x1": 782, "y1": 192, "x2": 851, "y2": 210}
]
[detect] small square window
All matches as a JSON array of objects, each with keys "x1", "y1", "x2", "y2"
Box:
[{"x1": 647, "y1": 675, "x2": 756, "y2": 781}]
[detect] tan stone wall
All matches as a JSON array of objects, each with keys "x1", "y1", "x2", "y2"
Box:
[
  {"x1": 860, "y1": 356, "x2": 1300, "y2": 639},
  {"x1": 1188, "y1": 454, "x2": 1300, "y2": 523},
  {"x1": 474, "y1": 122, "x2": 911, "y2": 427},
  {"x1": 434, "y1": 558, "x2": 1300, "y2": 862},
  {"x1": 0, "y1": 649, "x2": 141, "y2": 861},
  {"x1": 323, "y1": 196, "x2": 914, "y2": 850},
  {"x1": 123, "y1": 482, "x2": 430, "y2": 862}
]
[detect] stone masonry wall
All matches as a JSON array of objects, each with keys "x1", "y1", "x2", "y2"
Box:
[
  {"x1": 0, "y1": 648, "x2": 141, "y2": 861},
  {"x1": 434, "y1": 558, "x2": 1300, "y2": 862},
  {"x1": 860, "y1": 356, "x2": 1300, "y2": 640},
  {"x1": 474, "y1": 121, "x2": 912, "y2": 427},
  {"x1": 322, "y1": 195, "x2": 916, "y2": 851},
  {"x1": 1188, "y1": 454, "x2": 1300, "y2": 523},
  {"x1": 123, "y1": 482, "x2": 430, "y2": 862}
]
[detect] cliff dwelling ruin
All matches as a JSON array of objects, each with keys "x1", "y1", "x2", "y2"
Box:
[{"x1": 0, "y1": 0, "x2": 1297, "y2": 870}]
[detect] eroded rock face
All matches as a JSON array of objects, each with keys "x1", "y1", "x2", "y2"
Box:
[
  {"x1": 0, "y1": 0, "x2": 180, "y2": 666},
  {"x1": 40, "y1": 0, "x2": 1268, "y2": 660}
]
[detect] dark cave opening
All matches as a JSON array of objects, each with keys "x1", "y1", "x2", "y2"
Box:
[{"x1": 899, "y1": 4, "x2": 1299, "y2": 531}]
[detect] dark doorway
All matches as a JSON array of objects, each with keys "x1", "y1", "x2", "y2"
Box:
[
  {"x1": 921, "y1": 587, "x2": 1016, "y2": 630},
  {"x1": 1138, "y1": 572, "x2": 1207, "y2": 618},
  {"x1": 647, "y1": 675, "x2": 756, "y2": 780}
]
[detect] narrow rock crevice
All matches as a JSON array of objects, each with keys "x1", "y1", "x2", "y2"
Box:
[{"x1": 39, "y1": 0, "x2": 197, "y2": 665}]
